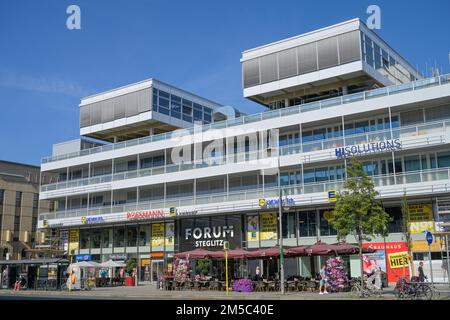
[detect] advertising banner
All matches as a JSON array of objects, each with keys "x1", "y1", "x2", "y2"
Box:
[
  {"x1": 152, "y1": 223, "x2": 165, "y2": 250},
  {"x1": 260, "y1": 213, "x2": 278, "y2": 240},
  {"x1": 247, "y1": 215, "x2": 259, "y2": 241},
  {"x1": 68, "y1": 229, "x2": 79, "y2": 252},
  {"x1": 165, "y1": 222, "x2": 174, "y2": 246},
  {"x1": 363, "y1": 242, "x2": 410, "y2": 283},
  {"x1": 408, "y1": 204, "x2": 434, "y2": 234}
]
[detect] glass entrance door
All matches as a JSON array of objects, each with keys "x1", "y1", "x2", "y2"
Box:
[{"x1": 150, "y1": 260, "x2": 164, "y2": 283}]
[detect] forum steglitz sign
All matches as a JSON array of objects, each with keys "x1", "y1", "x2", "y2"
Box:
[
  {"x1": 185, "y1": 226, "x2": 234, "y2": 248},
  {"x1": 335, "y1": 138, "x2": 402, "y2": 158}
]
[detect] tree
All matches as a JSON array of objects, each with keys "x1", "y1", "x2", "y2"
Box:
[
  {"x1": 196, "y1": 259, "x2": 211, "y2": 276},
  {"x1": 330, "y1": 158, "x2": 391, "y2": 291},
  {"x1": 125, "y1": 258, "x2": 137, "y2": 276},
  {"x1": 401, "y1": 193, "x2": 415, "y2": 277}
]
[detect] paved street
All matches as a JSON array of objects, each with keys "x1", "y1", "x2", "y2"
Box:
[{"x1": 0, "y1": 283, "x2": 449, "y2": 300}]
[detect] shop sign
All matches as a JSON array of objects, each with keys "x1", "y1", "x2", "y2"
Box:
[
  {"x1": 127, "y1": 209, "x2": 164, "y2": 220},
  {"x1": 363, "y1": 242, "x2": 409, "y2": 283},
  {"x1": 165, "y1": 222, "x2": 175, "y2": 246},
  {"x1": 260, "y1": 213, "x2": 277, "y2": 240},
  {"x1": 259, "y1": 197, "x2": 295, "y2": 208},
  {"x1": 412, "y1": 240, "x2": 443, "y2": 252},
  {"x1": 75, "y1": 254, "x2": 92, "y2": 262},
  {"x1": 327, "y1": 190, "x2": 337, "y2": 202},
  {"x1": 110, "y1": 253, "x2": 127, "y2": 261},
  {"x1": 185, "y1": 226, "x2": 234, "y2": 248},
  {"x1": 81, "y1": 216, "x2": 105, "y2": 224},
  {"x1": 176, "y1": 208, "x2": 198, "y2": 217},
  {"x1": 48, "y1": 222, "x2": 63, "y2": 228},
  {"x1": 68, "y1": 229, "x2": 79, "y2": 253},
  {"x1": 408, "y1": 204, "x2": 434, "y2": 234},
  {"x1": 335, "y1": 138, "x2": 401, "y2": 158}
]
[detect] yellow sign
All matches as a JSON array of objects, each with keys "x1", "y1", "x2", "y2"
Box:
[
  {"x1": 259, "y1": 199, "x2": 266, "y2": 207},
  {"x1": 388, "y1": 251, "x2": 409, "y2": 269},
  {"x1": 412, "y1": 240, "x2": 443, "y2": 252},
  {"x1": 323, "y1": 210, "x2": 335, "y2": 222},
  {"x1": 247, "y1": 215, "x2": 259, "y2": 241},
  {"x1": 151, "y1": 223, "x2": 164, "y2": 248},
  {"x1": 68, "y1": 229, "x2": 79, "y2": 252},
  {"x1": 408, "y1": 204, "x2": 434, "y2": 234},
  {"x1": 169, "y1": 207, "x2": 176, "y2": 217},
  {"x1": 140, "y1": 258, "x2": 150, "y2": 267},
  {"x1": 260, "y1": 213, "x2": 277, "y2": 240},
  {"x1": 165, "y1": 222, "x2": 174, "y2": 246},
  {"x1": 327, "y1": 190, "x2": 337, "y2": 202}
]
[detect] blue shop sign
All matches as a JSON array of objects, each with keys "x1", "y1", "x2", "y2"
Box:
[
  {"x1": 75, "y1": 254, "x2": 92, "y2": 262},
  {"x1": 335, "y1": 138, "x2": 401, "y2": 158}
]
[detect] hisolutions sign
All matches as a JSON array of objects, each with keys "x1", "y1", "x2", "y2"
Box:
[{"x1": 335, "y1": 138, "x2": 401, "y2": 158}]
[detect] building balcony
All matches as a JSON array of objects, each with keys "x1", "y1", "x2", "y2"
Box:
[
  {"x1": 39, "y1": 167, "x2": 450, "y2": 224},
  {"x1": 41, "y1": 74, "x2": 450, "y2": 165},
  {"x1": 39, "y1": 118, "x2": 450, "y2": 199}
]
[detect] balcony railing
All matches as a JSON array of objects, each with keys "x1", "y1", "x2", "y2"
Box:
[
  {"x1": 41, "y1": 74, "x2": 450, "y2": 164},
  {"x1": 39, "y1": 167, "x2": 450, "y2": 221},
  {"x1": 40, "y1": 118, "x2": 450, "y2": 193}
]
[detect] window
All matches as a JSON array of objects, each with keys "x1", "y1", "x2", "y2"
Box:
[
  {"x1": 204, "y1": 108, "x2": 212, "y2": 123},
  {"x1": 193, "y1": 104, "x2": 203, "y2": 122},
  {"x1": 91, "y1": 229, "x2": 101, "y2": 248},
  {"x1": 15, "y1": 192, "x2": 22, "y2": 207},
  {"x1": 126, "y1": 226, "x2": 137, "y2": 247},
  {"x1": 31, "y1": 217, "x2": 37, "y2": 232},
  {"x1": 14, "y1": 214, "x2": 20, "y2": 231},
  {"x1": 437, "y1": 151, "x2": 450, "y2": 168},
  {"x1": 282, "y1": 212, "x2": 296, "y2": 239},
  {"x1": 404, "y1": 156, "x2": 420, "y2": 172},
  {"x1": 139, "y1": 225, "x2": 150, "y2": 246},
  {"x1": 0, "y1": 189, "x2": 4, "y2": 206},
  {"x1": 298, "y1": 42, "x2": 318, "y2": 74},
  {"x1": 385, "y1": 207, "x2": 402, "y2": 233},
  {"x1": 170, "y1": 95, "x2": 181, "y2": 119},
  {"x1": 101, "y1": 228, "x2": 112, "y2": 248},
  {"x1": 182, "y1": 99, "x2": 193, "y2": 122},
  {"x1": 317, "y1": 36, "x2": 339, "y2": 69},
  {"x1": 298, "y1": 211, "x2": 317, "y2": 237},
  {"x1": 113, "y1": 227, "x2": 125, "y2": 247},
  {"x1": 338, "y1": 31, "x2": 361, "y2": 64},
  {"x1": 260, "y1": 53, "x2": 278, "y2": 84},
  {"x1": 80, "y1": 229, "x2": 90, "y2": 249},
  {"x1": 278, "y1": 47, "x2": 297, "y2": 79},
  {"x1": 33, "y1": 193, "x2": 39, "y2": 209},
  {"x1": 242, "y1": 58, "x2": 260, "y2": 88},
  {"x1": 373, "y1": 43, "x2": 382, "y2": 70}
]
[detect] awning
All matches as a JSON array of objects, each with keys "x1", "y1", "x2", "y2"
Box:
[
  {"x1": 0, "y1": 258, "x2": 70, "y2": 265},
  {"x1": 174, "y1": 248, "x2": 223, "y2": 259}
]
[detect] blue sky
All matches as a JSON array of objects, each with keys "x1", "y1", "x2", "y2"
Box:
[{"x1": 0, "y1": 0, "x2": 449, "y2": 165}]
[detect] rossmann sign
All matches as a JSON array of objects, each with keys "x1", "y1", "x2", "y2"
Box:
[
  {"x1": 126, "y1": 209, "x2": 164, "y2": 220},
  {"x1": 335, "y1": 138, "x2": 401, "y2": 158}
]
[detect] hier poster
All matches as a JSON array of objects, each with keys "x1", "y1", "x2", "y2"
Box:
[{"x1": 362, "y1": 241, "x2": 410, "y2": 283}]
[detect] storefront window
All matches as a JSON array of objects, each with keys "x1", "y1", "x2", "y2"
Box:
[
  {"x1": 126, "y1": 226, "x2": 138, "y2": 247},
  {"x1": 101, "y1": 228, "x2": 112, "y2": 248},
  {"x1": 246, "y1": 215, "x2": 259, "y2": 242},
  {"x1": 80, "y1": 229, "x2": 90, "y2": 249},
  {"x1": 114, "y1": 227, "x2": 125, "y2": 247},
  {"x1": 282, "y1": 212, "x2": 296, "y2": 239},
  {"x1": 298, "y1": 211, "x2": 316, "y2": 237},
  {"x1": 91, "y1": 229, "x2": 101, "y2": 248},
  {"x1": 319, "y1": 210, "x2": 337, "y2": 236},
  {"x1": 385, "y1": 207, "x2": 402, "y2": 233},
  {"x1": 139, "y1": 225, "x2": 150, "y2": 246}
]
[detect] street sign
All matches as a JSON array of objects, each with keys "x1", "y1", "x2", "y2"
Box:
[
  {"x1": 426, "y1": 231, "x2": 433, "y2": 245},
  {"x1": 327, "y1": 190, "x2": 337, "y2": 202}
]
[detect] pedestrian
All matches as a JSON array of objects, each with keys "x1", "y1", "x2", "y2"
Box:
[
  {"x1": 319, "y1": 264, "x2": 328, "y2": 295},
  {"x1": 442, "y1": 261, "x2": 448, "y2": 280},
  {"x1": 417, "y1": 261, "x2": 427, "y2": 282},
  {"x1": 255, "y1": 266, "x2": 261, "y2": 281}
]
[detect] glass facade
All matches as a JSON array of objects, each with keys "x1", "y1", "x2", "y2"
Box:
[{"x1": 152, "y1": 88, "x2": 213, "y2": 124}]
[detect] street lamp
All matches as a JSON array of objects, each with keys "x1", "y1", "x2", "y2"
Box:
[{"x1": 278, "y1": 156, "x2": 285, "y2": 295}]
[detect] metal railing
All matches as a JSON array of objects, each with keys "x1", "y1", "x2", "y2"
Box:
[
  {"x1": 40, "y1": 118, "x2": 450, "y2": 193},
  {"x1": 41, "y1": 74, "x2": 450, "y2": 164},
  {"x1": 39, "y1": 167, "x2": 450, "y2": 221}
]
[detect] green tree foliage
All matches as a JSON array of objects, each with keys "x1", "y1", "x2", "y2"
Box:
[
  {"x1": 401, "y1": 193, "x2": 415, "y2": 276},
  {"x1": 125, "y1": 258, "x2": 137, "y2": 276},
  {"x1": 196, "y1": 259, "x2": 211, "y2": 276},
  {"x1": 330, "y1": 158, "x2": 391, "y2": 289}
]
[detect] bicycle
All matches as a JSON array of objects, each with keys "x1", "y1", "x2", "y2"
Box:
[
  {"x1": 395, "y1": 277, "x2": 440, "y2": 300},
  {"x1": 81, "y1": 278, "x2": 96, "y2": 291},
  {"x1": 350, "y1": 276, "x2": 382, "y2": 298}
]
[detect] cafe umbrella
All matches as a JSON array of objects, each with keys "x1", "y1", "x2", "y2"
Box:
[
  {"x1": 99, "y1": 260, "x2": 126, "y2": 286},
  {"x1": 173, "y1": 248, "x2": 223, "y2": 259}
]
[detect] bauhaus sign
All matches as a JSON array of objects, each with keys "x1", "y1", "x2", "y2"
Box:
[{"x1": 335, "y1": 139, "x2": 401, "y2": 158}]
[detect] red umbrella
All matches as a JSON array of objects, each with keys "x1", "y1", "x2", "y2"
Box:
[
  {"x1": 331, "y1": 242, "x2": 376, "y2": 255},
  {"x1": 227, "y1": 248, "x2": 252, "y2": 259},
  {"x1": 304, "y1": 241, "x2": 338, "y2": 256},
  {"x1": 286, "y1": 246, "x2": 307, "y2": 256},
  {"x1": 247, "y1": 246, "x2": 288, "y2": 259},
  {"x1": 173, "y1": 248, "x2": 223, "y2": 259}
]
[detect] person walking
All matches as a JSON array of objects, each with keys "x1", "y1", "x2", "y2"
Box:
[
  {"x1": 418, "y1": 261, "x2": 427, "y2": 282},
  {"x1": 255, "y1": 266, "x2": 261, "y2": 281},
  {"x1": 319, "y1": 264, "x2": 328, "y2": 295}
]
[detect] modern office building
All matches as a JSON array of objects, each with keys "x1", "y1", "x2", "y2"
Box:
[
  {"x1": 38, "y1": 18, "x2": 450, "y2": 283},
  {"x1": 0, "y1": 160, "x2": 54, "y2": 261}
]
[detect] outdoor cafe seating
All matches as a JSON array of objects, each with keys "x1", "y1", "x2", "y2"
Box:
[{"x1": 160, "y1": 242, "x2": 374, "y2": 292}]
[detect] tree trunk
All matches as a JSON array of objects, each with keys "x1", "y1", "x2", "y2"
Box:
[{"x1": 359, "y1": 236, "x2": 364, "y2": 294}]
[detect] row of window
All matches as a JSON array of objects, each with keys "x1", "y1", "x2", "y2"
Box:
[
  {"x1": 242, "y1": 30, "x2": 361, "y2": 88},
  {"x1": 360, "y1": 31, "x2": 417, "y2": 84},
  {"x1": 152, "y1": 88, "x2": 213, "y2": 124}
]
